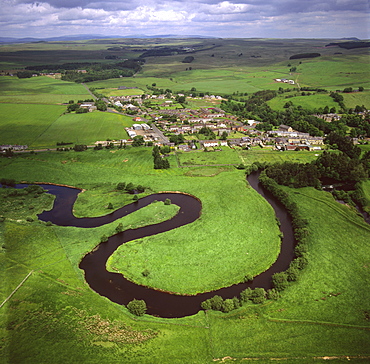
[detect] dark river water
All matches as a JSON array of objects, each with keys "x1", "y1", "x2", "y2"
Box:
[{"x1": 28, "y1": 173, "x2": 296, "y2": 317}]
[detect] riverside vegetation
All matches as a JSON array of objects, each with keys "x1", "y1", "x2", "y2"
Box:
[{"x1": 1, "y1": 37, "x2": 370, "y2": 363}]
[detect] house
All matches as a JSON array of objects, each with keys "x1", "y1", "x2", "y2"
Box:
[
  {"x1": 141, "y1": 123, "x2": 151, "y2": 130},
  {"x1": 126, "y1": 130, "x2": 137, "y2": 138},
  {"x1": 200, "y1": 140, "x2": 219, "y2": 148},
  {"x1": 278, "y1": 125, "x2": 294, "y2": 132},
  {"x1": 114, "y1": 101, "x2": 123, "y2": 108},
  {"x1": 178, "y1": 144, "x2": 191, "y2": 152}
]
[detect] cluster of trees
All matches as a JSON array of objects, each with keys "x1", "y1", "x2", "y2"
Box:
[
  {"x1": 73, "y1": 144, "x2": 87, "y2": 152},
  {"x1": 198, "y1": 126, "x2": 216, "y2": 140},
  {"x1": 258, "y1": 171, "x2": 309, "y2": 287},
  {"x1": 221, "y1": 89, "x2": 369, "y2": 138},
  {"x1": 152, "y1": 146, "x2": 170, "y2": 169},
  {"x1": 289, "y1": 53, "x2": 321, "y2": 59},
  {"x1": 201, "y1": 287, "x2": 281, "y2": 313},
  {"x1": 67, "y1": 103, "x2": 88, "y2": 114},
  {"x1": 95, "y1": 99, "x2": 107, "y2": 111},
  {"x1": 265, "y1": 162, "x2": 321, "y2": 188},
  {"x1": 130, "y1": 136, "x2": 144, "y2": 147},
  {"x1": 3, "y1": 184, "x2": 45, "y2": 197},
  {"x1": 25, "y1": 60, "x2": 143, "y2": 83},
  {"x1": 116, "y1": 182, "x2": 145, "y2": 194},
  {"x1": 17, "y1": 70, "x2": 37, "y2": 78},
  {"x1": 316, "y1": 151, "x2": 368, "y2": 182},
  {"x1": 324, "y1": 131, "x2": 361, "y2": 159},
  {"x1": 330, "y1": 92, "x2": 345, "y2": 111},
  {"x1": 169, "y1": 134, "x2": 185, "y2": 145},
  {"x1": 264, "y1": 151, "x2": 368, "y2": 190}
]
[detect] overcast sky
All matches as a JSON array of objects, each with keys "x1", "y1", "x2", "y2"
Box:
[{"x1": 1, "y1": 0, "x2": 369, "y2": 39}]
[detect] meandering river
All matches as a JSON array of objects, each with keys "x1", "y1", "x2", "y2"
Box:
[{"x1": 33, "y1": 171, "x2": 296, "y2": 318}]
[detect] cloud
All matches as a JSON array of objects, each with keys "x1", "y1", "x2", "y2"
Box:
[{"x1": 0, "y1": 0, "x2": 368, "y2": 38}]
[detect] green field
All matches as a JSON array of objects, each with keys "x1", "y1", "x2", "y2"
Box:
[
  {"x1": 97, "y1": 87, "x2": 144, "y2": 97},
  {"x1": 267, "y1": 92, "x2": 339, "y2": 111},
  {"x1": 1, "y1": 148, "x2": 369, "y2": 363},
  {"x1": 0, "y1": 104, "x2": 132, "y2": 149},
  {"x1": 0, "y1": 76, "x2": 90, "y2": 104},
  {"x1": 294, "y1": 55, "x2": 370, "y2": 90},
  {"x1": 31, "y1": 112, "x2": 132, "y2": 148},
  {"x1": 0, "y1": 103, "x2": 66, "y2": 146},
  {"x1": 0, "y1": 77, "x2": 135, "y2": 149}
]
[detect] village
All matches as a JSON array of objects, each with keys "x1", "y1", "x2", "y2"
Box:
[
  {"x1": 97, "y1": 89, "x2": 329, "y2": 152},
  {"x1": 2, "y1": 86, "x2": 366, "y2": 154}
]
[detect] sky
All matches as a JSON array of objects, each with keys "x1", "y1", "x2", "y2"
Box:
[{"x1": 1, "y1": 0, "x2": 369, "y2": 39}]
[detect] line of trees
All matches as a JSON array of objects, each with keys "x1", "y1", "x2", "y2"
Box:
[{"x1": 152, "y1": 146, "x2": 170, "y2": 169}]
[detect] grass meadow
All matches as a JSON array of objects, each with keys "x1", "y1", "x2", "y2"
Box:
[
  {"x1": 0, "y1": 76, "x2": 90, "y2": 104},
  {"x1": 1, "y1": 147, "x2": 370, "y2": 362},
  {"x1": 267, "y1": 92, "x2": 339, "y2": 111},
  {"x1": 0, "y1": 77, "x2": 134, "y2": 149},
  {"x1": 0, "y1": 103, "x2": 66, "y2": 146},
  {"x1": 31, "y1": 112, "x2": 132, "y2": 148},
  {"x1": 294, "y1": 54, "x2": 370, "y2": 90}
]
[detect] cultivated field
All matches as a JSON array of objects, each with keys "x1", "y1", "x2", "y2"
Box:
[{"x1": 0, "y1": 77, "x2": 133, "y2": 149}]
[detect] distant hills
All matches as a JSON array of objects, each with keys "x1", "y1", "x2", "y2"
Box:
[{"x1": 0, "y1": 34, "x2": 216, "y2": 44}]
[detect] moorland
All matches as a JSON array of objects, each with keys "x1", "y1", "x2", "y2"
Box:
[{"x1": 1, "y1": 37, "x2": 370, "y2": 363}]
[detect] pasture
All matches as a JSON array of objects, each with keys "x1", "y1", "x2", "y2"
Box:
[
  {"x1": 0, "y1": 76, "x2": 90, "y2": 104},
  {"x1": 0, "y1": 104, "x2": 132, "y2": 149},
  {"x1": 0, "y1": 103, "x2": 66, "y2": 146},
  {"x1": 3, "y1": 38, "x2": 365, "y2": 100},
  {"x1": 0, "y1": 76, "x2": 134, "y2": 149},
  {"x1": 31, "y1": 112, "x2": 132, "y2": 149},
  {"x1": 267, "y1": 92, "x2": 339, "y2": 111}
]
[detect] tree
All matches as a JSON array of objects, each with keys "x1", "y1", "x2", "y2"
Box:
[
  {"x1": 127, "y1": 299, "x2": 147, "y2": 316},
  {"x1": 125, "y1": 182, "x2": 135, "y2": 193},
  {"x1": 250, "y1": 288, "x2": 266, "y2": 304},
  {"x1": 243, "y1": 274, "x2": 253, "y2": 282},
  {"x1": 220, "y1": 131, "x2": 228, "y2": 140},
  {"x1": 107, "y1": 202, "x2": 113, "y2": 209},
  {"x1": 132, "y1": 135, "x2": 144, "y2": 147},
  {"x1": 240, "y1": 287, "x2": 253, "y2": 302},
  {"x1": 272, "y1": 272, "x2": 289, "y2": 291},
  {"x1": 267, "y1": 289, "x2": 280, "y2": 300},
  {"x1": 95, "y1": 99, "x2": 107, "y2": 111},
  {"x1": 73, "y1": 144, "x2": 87, "y2": 152},
  {"x1": 115, "y1": 223, "x2": 123, "y2": 233},
  {"x1": 117, "y1": 182, "x2": 126, "y2": 190},
  {"x1": 17, "y1": 70, "x2": 34, "y2": 78},
  {"x1": 222, "y1": 299, "x2": 235, "y2": 313}
]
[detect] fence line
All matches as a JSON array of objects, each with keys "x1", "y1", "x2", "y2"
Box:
[{"x1": 0, "y1": 270, "x2": 34, "y2": 309}]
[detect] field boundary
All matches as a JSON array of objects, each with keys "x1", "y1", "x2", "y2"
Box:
[
  {"x1": 213, "y1": 355, "x2": 370, "y2": 362},
  {"x1": 267, "y1": 316, "x2": 370, "y2": 331},
  {"x1": 0, "y1": 270, "x2": 33, "y2": 308}
]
